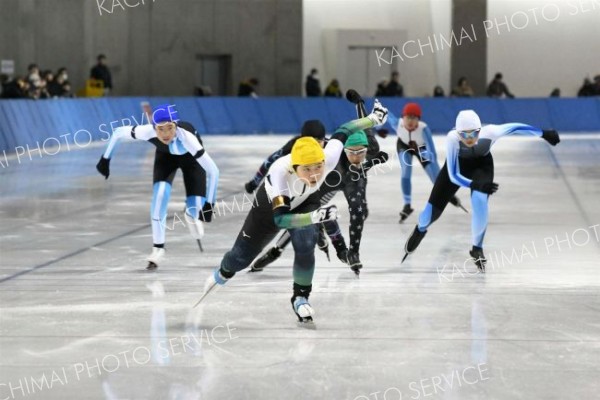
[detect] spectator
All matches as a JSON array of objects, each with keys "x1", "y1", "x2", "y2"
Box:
[
  {"x1": 375, "y1": 79, "x2": 388, "y2": 97},
  {"x1": 385, "y1": 71, "x2": 404, "y2": 97},
  {"x1": 238, "y1": 78, "x2": 259, "y2": 97},
  {"x1": 487, "y1": 72, "x2": 514, "y2": 98},
  {"x1": 27, "y1": 64, "x2": 42, "y2": 90},
  {"x1": 0, "y1": 74, "x2": 8, "y2": 97},
  {"x1": 451, "y1": 77, "x2": 475, "y2": 97},
  {"x1": 90, "y1": 54, "x2": 113, "y2": 95},
  {"x1": 1, "y1": 76, "x2": 29, "y2": 99},
  {"x1": 549, "y1": 88, "x2": 560, "y2": 97},
  {"x1": 324, "y1": 79, "x2": 342, "y2": 97},
  {"x1": 194, "y1": 85, "x2": 212, "y2": 96},
  {"x1": 577, "y1": 78, "x2": 594, "y2": 97},
  {"x1": 305, "y1": 68, "x2": 321, "y2": 97},
  {"x1": 433, "y1": 85, "x2": 445, "y2": 97},
  {"x1": 592, "y1": 75, "x2": 600, "y2": 96},
  {"x1": 50, "y1": 68, "x2": 73, "y2": 98}
]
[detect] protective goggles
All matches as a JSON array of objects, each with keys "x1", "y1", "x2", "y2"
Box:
[
  {"x1": 344, "y1": 148, "x2": 368, "y2": 156},
  {"x1": 458, "y1": 128, "x2": 480, "y2": 140}
]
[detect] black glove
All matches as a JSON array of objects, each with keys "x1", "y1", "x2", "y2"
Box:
[
  {"x1": 470, "y1": 181, "x2": 499, "y2": 195},
  {"x1": 244, "y1": 180, "x2": 258, "y2": 193},
  {"x1": 96, "y1": 156, "x2": 110, "y2": 179},
  {"x1": 376, "y1": 128, "x2": 389, "y2": 138},
  {"x1": 542, "y1": 129, "x2": 560, "y2": 146},
  {"x1": 200, "y1": 202, "x2": 214, "y2": 222},
  {"x1": 377, "y1": 151, "x2": 389, "y2": 163}
]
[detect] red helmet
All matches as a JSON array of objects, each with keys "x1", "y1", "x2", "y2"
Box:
[{"x1": 402, "y1": 102, "x2": 422, "y2": 118}]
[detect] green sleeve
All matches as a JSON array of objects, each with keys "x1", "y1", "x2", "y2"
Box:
[{"x1": 273, "y1": 212, "x2": 313, "y2": 229}]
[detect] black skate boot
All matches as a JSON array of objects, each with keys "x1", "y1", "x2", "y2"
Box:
[
  {"x1": 402, "y1": 225, "x2": 427, "y2": 263},
  {"x1": 469, "y1": 246, "x2": 487, "y2": 272},
  {"x1": 337, "y1": 248, "x2": 349, "y2": 264},
  {"x1": 346, "y1": 251, "x2": 363, "y2": 277},
  {"x1": 399, "y1": 204, "x2": 414, "y2": 223},
  {"x1": 291, "y1": 284, "x2": 315, "y2": 328},
  {"x1": 449, "y1": 196, "x2": 468, "y2": 213},
  {"x1": 249, "y1": 247, "x2": 282, "y2": 272}
]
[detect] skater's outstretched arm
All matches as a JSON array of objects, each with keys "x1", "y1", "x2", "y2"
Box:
[
  {"x1": 102, "y1": 125, "x2": 149, "y2": 160},
  {"x1": 96, "y1": 125, "x2": 154, "y2": 178},
  {"x1": 326, "y1": 100, "x2": 388, "y2": 170},
  {"x1": 490, "y1": 123, "x2": 560, "y2": 146}
]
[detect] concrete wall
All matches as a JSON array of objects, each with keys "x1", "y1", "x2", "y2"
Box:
[
  {"x1": 0, "y1": 0, "x2": 302, "y2": 96},
  {"x1": 487, "y1": 0, "x2": 600, "y2": 97},
  {"x1": 303, "y1": 0, "x2": 453, "y2": 97}
]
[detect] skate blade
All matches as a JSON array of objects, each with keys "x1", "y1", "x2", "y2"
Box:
[
  {"x1": 297, "y1": 319, "x2": 317, "y2": 330},
  {"x1": 197, "y1": 239, "x2": 204, "y2": 253},
  {"x1": 192, "y1": 284, "x2": 217, "y2": 308},
  {"x1": 247, "y1": 267, "x2": 263, "y2": 273},
  {"x1": 459, "y1": 204, "x2": 469, "y2": 214},
  {"x1": 401, "y1": 253, "x2": 409, "y2": 264},
  {"x1": 146, "y1": 262, "x2": 158, "y2": 271}
]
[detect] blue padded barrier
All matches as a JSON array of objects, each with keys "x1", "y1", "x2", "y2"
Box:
[
  {"x1": 255, "y1": 97, "x2": 300, "y2": 134},
  {"x1": 1, "y1": 97, "x2": 599, "y2": 154}
]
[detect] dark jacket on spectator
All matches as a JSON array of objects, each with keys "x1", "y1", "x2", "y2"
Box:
[
  {"x1": 385, "y1": 80, "x2": 404, "y2": 97},
  {"x1": 305, "y1": 75, "x2": 321, "y2": 97},
  {"x1": 487, "y1": 79, "x2": 514, "y2": 98},
  {"x1": 90, "y1": 64, "x2": 112, "y2": 89}
]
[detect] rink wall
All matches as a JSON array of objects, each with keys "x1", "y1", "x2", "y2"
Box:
[{"x1": 1, "y1": 97, "x2": 600, "y2": 153}]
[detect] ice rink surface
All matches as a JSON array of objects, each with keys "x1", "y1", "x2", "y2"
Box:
[{"x1": 1, "y1": 133, "x2": 599, "y2": 400}]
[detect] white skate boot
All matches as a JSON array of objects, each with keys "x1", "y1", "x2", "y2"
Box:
[
  {"x1": 184, "y1": 211, "x2": 204, "y2": 240},
  {"x1": 292, "y1": 296, "x2": 316, "y2": 329},
  {"x1": 146, "y1": 247, "x2": 165, "y2": 270}
]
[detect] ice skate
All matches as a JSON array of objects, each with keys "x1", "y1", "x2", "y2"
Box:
[
  {"x1": 402, "y1": 225, "x2": 427, "y2": 263},
  {"x1": 192, "y1": 268, "x2": 229, "y2": 308},
  {"x1": 184, "y1": 210, "x2": 205, "y2": 252},
  {"x1": 146, "y1": 247, "x2": 165, "y2": 270},
  {"x1": 399, "y1": 204, "x2": 414, "y2": 223},
  {"x1": 449, "y1": 196, "x2": 469, "y2": 213},
  {"x1": 346, "y1": 251, "x2": 362, "y2": 277},
  {"x1": 249, "y1": 246, "x2": 282, "y2": 272},
  {"x1": 469, "y1": 246, "x2": 487, "y2": 272},
  {"x1": 337, "y1": 248, "x2": 349, "y2": 264},
  {"x1": 291, "y1": 296, "x2": 316, "y2": 329}
]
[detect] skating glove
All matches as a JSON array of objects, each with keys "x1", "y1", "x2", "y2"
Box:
[
  {"x1": 541, "y1": 129, "x2": 560, "y2": 146},
  {"x1": 310, "y1": 205, "x2": 338, "y2": 224},
  {"x1": 470, "y1": 181, "x2": 499, "y2": 195},
  {"x1": 367, "y1": 99, "x2": 388, "y2": 126},
  {"x1": 244, "y1": 180, "x2": 258, "y2": 193},
  {"x1": 200, "y1": 202, "x2": 214, "y2": 222},
  {"x1": 96, "y1": 156, "x2": 110, "y2": 179}
]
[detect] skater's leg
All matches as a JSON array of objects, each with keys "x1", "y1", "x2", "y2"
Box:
[
  {"x1": 399, "y1": 150, "x2": 413, "y2": 205},
  {"x1": 289, "y1": 225, "x2": 319, "y2": 321},
  {"x1": 471, "y1": 190, "x2": 488, "y2": 248},
  {"x1": 290, "y1": 225, "x2": 319, "y2": 286},
  {"x1": 417, "y1": 162, "x2": 459, "y2": 232},
  {"x1": 150, "y1": 181, "x2": 172, "y2": 246},
  {"x1": 151, "y1": 151, "x2": 178, "y2": 247},
  {"x1": 423, "y1": 160, "x2": 440, "y2": 184},
  {"x1": 249, "y1": 230, "x2": 291, "y2": 272}
]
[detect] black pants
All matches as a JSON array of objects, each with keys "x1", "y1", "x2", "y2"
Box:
[
  {"x1": 153, "y1": 150, "x2": 206, "y2": 197},
  {"x1": 319, "y1": 168, "x2": 368, "y2": 253},
  {"x1": 220, "y1": 184, "x2": 320, "y2": 287},
  {"x1": 418, "y1": 153, "x2": 494, "y2": 247}
]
